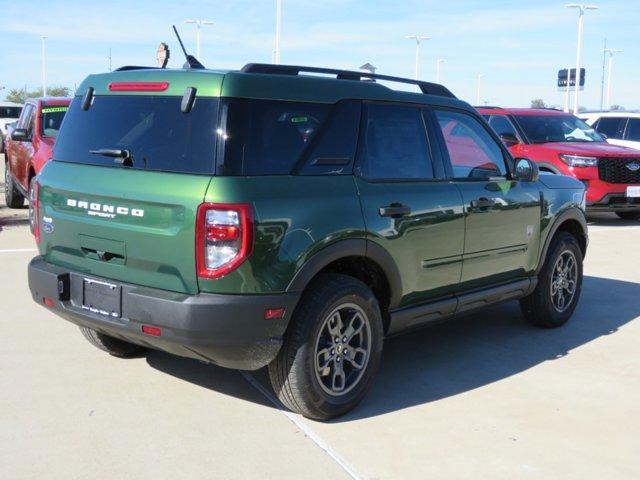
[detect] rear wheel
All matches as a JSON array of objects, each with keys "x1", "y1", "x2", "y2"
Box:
[
  {"x1": 4, "y1": 162, "x2": 25, "y2": 208},
  {"x1": 520, "y1": 232, "x2": 583, "y2": 328},
  {"x1": 615, "y1": 211, "x2": 640, "y2": 221},
  {"x1": 79, "y1": 327, "x2": 147, "y2": 358},
  {"x1": 268, "y1": 274, "x2": 383, "y2": 420}
]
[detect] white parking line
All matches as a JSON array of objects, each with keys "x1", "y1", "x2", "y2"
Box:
[
  {"x1": 0, "y1": 248, "x2": 38, "y2": 253},
  {"x1": 240, "y1": 372, "x2": 361, "y2": 480}
]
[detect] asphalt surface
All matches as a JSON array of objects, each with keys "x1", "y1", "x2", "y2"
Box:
[{"x1": 1, "y1": 157, "x2": 639, "y2": 479}]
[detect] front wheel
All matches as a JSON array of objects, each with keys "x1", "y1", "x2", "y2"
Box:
[
  {"x1": 268, "y1": 274, "x2": 384, "y2": 420},
  {"x1": 615, "y1": 211, "x2": 640, "y2": 221},
  {"x1": 520, "y1": 232, "x2": 583, "y2": 328}
]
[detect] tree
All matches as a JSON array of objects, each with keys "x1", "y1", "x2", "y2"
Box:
[
  {"x1": 530, "y1": 98, "x2": 547, "y2": 108},
  {"x1": 610, "y1": 105, "x2": 625, "y2": 111},
  {"x1": 5, "y1": 86, "x2": 72, "y2": 104}
]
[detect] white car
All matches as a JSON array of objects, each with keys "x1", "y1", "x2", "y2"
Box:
[
  {"x1": 0, "y1": 101, "x2": 23, "y2": 154},
  {"x1": 580, "y1": 111, "x2": 640, "y2": 151}
]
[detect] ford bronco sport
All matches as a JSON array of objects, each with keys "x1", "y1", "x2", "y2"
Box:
[{"x1": 28, "y1": 64, "x2": 588, "y2": 420}]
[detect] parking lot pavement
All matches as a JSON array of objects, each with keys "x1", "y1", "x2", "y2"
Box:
[{"x1": 1, "y1": 156, "x2": 639, "y2": 479}]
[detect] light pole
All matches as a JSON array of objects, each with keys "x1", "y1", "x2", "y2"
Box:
[
  {"x1": 604, "y1": 48, "x2": 622, "y2": 110},
  {"x1": 183, "y1": 19, "x2": 214, "y2": 59},
  {"x1": 436, "y1": 59, "x2": 445, "y2": 83},
  {"x1": 41, "y1": 36, "x2": 47, "y2": 97},
  {"x1": 274, "y1": 0, "x2": 282, "y2": 64},
  {"x1": 406, "y1": 34, "x2": 430, "y2": 91},
  {"x1": 565, "y1": 4, "x2": 599, "y2": 114},
  {"x1": 476, "y1": 73, "x2": 484, "y2": 105}
]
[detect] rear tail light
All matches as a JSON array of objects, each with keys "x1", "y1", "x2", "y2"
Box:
[
  {"x1": 196, "y1": 203, "x2": 253, "y2": 279},
  {"x1": 31, "y1": 180, "x2": 40, "y2": 244}
]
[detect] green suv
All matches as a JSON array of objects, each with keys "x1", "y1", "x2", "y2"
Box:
[{"x1": 28, "y1": 63, "x2": 588, "y2": 420}]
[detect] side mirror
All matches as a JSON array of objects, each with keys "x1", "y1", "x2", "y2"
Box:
[
  {"x1": 600, "y1": 132, "x2": 608, "y2": 140},
  {"x1": 513, "y1": 158, "x2": 539, "y2": 182},
  {"x1": 499, "y1": 132, "x2": 519, "y2": 148},
  {"x1": 11, "y1": 128, "x2": 28, "y2": 141}
]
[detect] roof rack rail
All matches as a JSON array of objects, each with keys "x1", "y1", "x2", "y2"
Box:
[
  {"x1": 114, "y1": 66, "x2": 160, "y2": 72},
  {"x1": 241, "y1": 63, "x2": 456, "y2": 98}
]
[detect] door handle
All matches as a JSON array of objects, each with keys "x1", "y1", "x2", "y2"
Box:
[
  {"x1": 470, "y1": 197, "x2": 496, "y2": 209},
  {"x1": 379, "y1": 203, "x2": 411, "y2": 218}
]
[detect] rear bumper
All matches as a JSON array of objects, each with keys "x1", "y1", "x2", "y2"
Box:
[
  {"x1": 586, "y1": 193, "x2": 640, "y2": 212},
  {"x1": 28, "y1": 256, "x2": 300, "y2": 370}
]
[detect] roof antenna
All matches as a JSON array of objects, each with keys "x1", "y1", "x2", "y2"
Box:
[{"x1": 172, "y1": 25, "x2": 205, "y2": 69}]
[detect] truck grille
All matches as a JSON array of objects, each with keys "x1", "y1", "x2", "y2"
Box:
[{"x1": 598, "y1": 157, "x2": 640, "y2": 184}]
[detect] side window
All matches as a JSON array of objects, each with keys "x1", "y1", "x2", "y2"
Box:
[
  {"x1": 17, "y1": 104, "x2": 34, "y2": 130},
  {"x1": 488, "y1": 115, "x2": 518, "y2": 138},
  {"x1": 595, "y1": 117, "x2": 626, "y2": 139},
  {"x1": 298, "y1": 101, "x2": 361, "y2": 175},
  {"x1": 357, "y1": 103, "x2": 433, "y2": 180},
  {"x1": 625, "y1": 119, "x2": 640, "y2": 142},
  {"x1": 435, "y1": 110, "x2": 508, "y2": 179},
  {"x1": 218, "y1": 99, "x2": 331, "y2": 175}
]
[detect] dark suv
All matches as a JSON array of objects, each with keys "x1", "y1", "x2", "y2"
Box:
[{"x1": 28, "y1": 64, "x2": 587, "y2": 420}]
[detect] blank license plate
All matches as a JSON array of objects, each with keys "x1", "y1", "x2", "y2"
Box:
[
  {"x1": 82, "y1": 278, "x2": 121, "y2": 318},
  {"x1": 627, "y1": 186, "x2": 640, "y2": 198}
]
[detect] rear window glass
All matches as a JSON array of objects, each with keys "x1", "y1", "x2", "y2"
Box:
[
  {"x1": 41, "y1": 106, "x2": 68, "y2": 138},
  {"x1": 0, "y1": 106, "x2": 22, "y2": 118},
  {"x1": 53, "y1": 96, "x2": 219, "y2": 174},
  {"x1": 217, "y1": 99, "x2": 331, "y2": 175}
]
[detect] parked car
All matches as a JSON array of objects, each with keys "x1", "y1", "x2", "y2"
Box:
[
  {"x1": 4, "y1": 97, "x2": 70, "y2": 208},
  {"x1": 29, "y1": 64, "x2": 587, "y2": 420},
  {"x1": 478, "y1": 107, "x2": 640, "y2": 220},
  {"x1": 579, "y1": 111, "x2": 640, "y2": 151},
  {"x1": 0, "y1": 101, "x2": 23, "y2": 154}
]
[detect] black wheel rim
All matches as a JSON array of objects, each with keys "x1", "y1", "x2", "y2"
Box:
[
  {"x1": 314, "y1": 303, "x2": 371, "y2": 397},
  {"x1": 550, "y1": 250, "x2": 578, "y2": 312}
]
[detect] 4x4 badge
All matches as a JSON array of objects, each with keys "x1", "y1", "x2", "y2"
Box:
[{"x1": 626, "y1": 162, "x2": 640, "y2": 172}]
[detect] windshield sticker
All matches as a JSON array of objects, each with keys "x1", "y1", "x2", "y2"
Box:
[{"x1": 42, "y1": 107, "x2": 69, "y2": 114}]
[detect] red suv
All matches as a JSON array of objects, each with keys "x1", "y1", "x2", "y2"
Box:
[
  {"x1": 4, "y1": 97, "x2": 71, "y2": 208},
  {"x1": 478, "y1": 107, "x2": 640, "y2": 220}
]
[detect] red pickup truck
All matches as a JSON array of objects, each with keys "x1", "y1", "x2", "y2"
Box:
[{"x1": 4, "y1": 97, "x2": 71, "y2": 208}]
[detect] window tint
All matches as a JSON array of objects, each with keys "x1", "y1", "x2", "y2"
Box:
[
  {"x1": 595, "y1": 117, "x2": 626, "y2": 139},
  {"x1": 488, "y1": 115, "x2": 518, "y2": 138},
  {"x1": 53, "y1": 96, "x2": 219, "y2": 174},
  {"x1": 298, "y1": 100, "x2": 361, "y2": 175},
  {"x1": 435, "y1": 110, "x2": 507, "y2": 178},
  {"x1": 357, "y1": 103, "x2": 433, "y2": 180},
  {"x1": 218, "y1": 99, "x2": 331, "y2": 175},
  {"x1": 0, "y1": 106, "x2": 21, "y2": 119},
  {"x1": 40, "y1": 106, "x2": 69, "y2": 138},
  {"x1": 515, "y1": 115, "x2": 604, "y2": 143},
  {"x1": 625, "y1": 118, "x2": 640, "y2": 142}
]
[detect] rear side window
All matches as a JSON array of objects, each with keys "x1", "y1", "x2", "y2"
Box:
[
  {"x1": 625, "y1": 119, "x2": 640, "y2": 141},
  {"x1": 595, "y1": 117, "x2": 626, "y2": 139},
  {"x1": 53, "y1": 96, "x2": 219, "y2": 174},
  {"x1": 217, "y1": 99, "x2": 331, "y2": 175},
  {"x1": 356, "y1": 103, "x2": 433, "y2": 180},
  {"x1": 435, "y1": 110, "x2": 507, "y2": 179}
]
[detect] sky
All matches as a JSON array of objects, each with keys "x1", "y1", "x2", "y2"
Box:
[{"x1": 0, "y1": 0, "x2": 638, "y2": 109}]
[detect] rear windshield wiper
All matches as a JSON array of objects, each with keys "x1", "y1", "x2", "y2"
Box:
[{"x1": 90, "y1": 148, "x2": 134, "y2": 166}]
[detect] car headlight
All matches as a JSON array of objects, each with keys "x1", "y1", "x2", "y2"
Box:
[{"x1": 559, "y1": 154, "x2": 598, "y2": 167}]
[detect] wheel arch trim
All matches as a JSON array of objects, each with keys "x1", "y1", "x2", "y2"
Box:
[{"x1": 536, "y1": 207, "x2": 588, "y2": 275}]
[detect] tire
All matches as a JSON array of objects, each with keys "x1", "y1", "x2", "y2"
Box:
[
  {"x1": 4, "y1": 162, "x2": 25, "y2": 208},
  {"x1": 268, "y1": 273, "x2": 384, "y2": 420},
  {"x1": 520, "y1": 232, "x2": 583, "y2": 328},
  {"x1": 615, "y1": 211, "x2": 640, "y2": 221},
  {"x1": 79, "y1": 326, "x2": 147, "y2": 358}
]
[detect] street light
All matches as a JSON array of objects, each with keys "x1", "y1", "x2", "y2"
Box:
[
  {"x1": 274, "y1": 0, "x2": 282, "y2": 64},
  {"x1": 436, "y1": 59, "x2": 445, "y2": 84},
  {"x1": 41, "y1": 36, "x2": 47, "y2": 97},
  {"x1": 603, "y1": 48, "x2": 622, "y2": 110},
  {"x1": 564, "y1": 4, "x2": 598, "y2": 114},
  {"x1": 406, "y1": 34, "x2": 431, "y2": 91},
  {"x1": 476, "y1": 73, "x2": 485, "y2": 105},
  {"x1": 183, "y1": 19, "x2": 214, "y2": 59}
]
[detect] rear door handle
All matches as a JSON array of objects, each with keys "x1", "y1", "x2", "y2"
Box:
[
  {"x1": 470, "y1": 197, "x2": 496, "y2": 209},
  {"x1": 379, "y1": 203, "x2": 411, "y2": 218}
]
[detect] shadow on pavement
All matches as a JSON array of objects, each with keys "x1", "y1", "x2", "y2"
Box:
[
  {"x1": 587, "y1": 212, "x2": 640, "y2": 227},
  {"x1": 145, "y1": 275, "x2": 639, "y2": 420}
]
